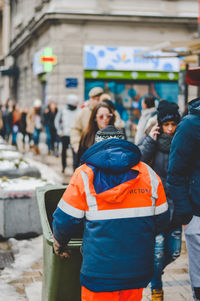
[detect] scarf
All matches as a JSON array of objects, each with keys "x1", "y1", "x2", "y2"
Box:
[{"x1": 157, "y1": 133, "x2": 173, "y2": 153}]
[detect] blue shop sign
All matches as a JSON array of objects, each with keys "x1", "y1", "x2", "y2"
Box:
[
  {"x1": 65, "y1": 78, "x2": 78, "y2": 88},
  {"x1": 84, "y1": 45, "x2": 180, "y2": 72}
]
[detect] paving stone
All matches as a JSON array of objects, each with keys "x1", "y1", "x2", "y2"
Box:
[
  {"x1": 0, "y1": 250, "x2": 14, "y2": 269},
  {"x1": 30, "y1": 259, "x2": 42, "y2": 270},
  {"x1": 0, "y1": 241, "x2": 11, "y2": 251},
  {"x1": 9, "y1": 277, "x2": 33, "y2": 285},
  {"x1": 23, "y1": 271, "x2": 41, "y2": 277},
  {"x1": 33, "y1": 276, "x2": 43, "y2": 282},
  {"x1": 15, "y1": 284, "x2": 26, "y2": 295}
]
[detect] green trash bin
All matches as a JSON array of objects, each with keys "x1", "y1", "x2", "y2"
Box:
[{"x1": 36, "y1": 185, "x2": 82, "y2": 301}]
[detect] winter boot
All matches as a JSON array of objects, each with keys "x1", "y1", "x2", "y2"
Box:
[
  {"x1": 152, "y1": 289, "x2": 164, "y2": 301},
  {"x1": 35, "y1": 145, "x2": 40, "y2": 155},
  {"x1": 32, "y1": 145, "x2": 40, "y2": 155}
]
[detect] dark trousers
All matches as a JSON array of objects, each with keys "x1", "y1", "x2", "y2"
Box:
[
  {"x1": 46, "y1": 125, "x2": 58, "y2": 152},
  {"x1": 61, "y1": 136, "x2": 77, "y2": 171}
]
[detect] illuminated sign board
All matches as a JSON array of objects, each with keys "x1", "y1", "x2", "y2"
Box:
[
  {"x1": 84, "y1": 45, "x2": 180, "y2": 72},
  {"x1": 33, "y1": 47, "x2": 57, "y2": 74}
]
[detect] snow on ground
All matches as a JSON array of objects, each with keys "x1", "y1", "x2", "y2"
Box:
[
  {"x1": 0, "y1": 150, "x2": 23, "y2": 160},
  {"x1": 0, "y1": 144, "x2": 16, "y2": 151},
  {"x1": 0, "y1": 177, "x2": 50, "y2": 192},
  {"x1": 25, "y1": 282, "x2": 42, "y2": 301},
  {"x1": 25, "y1": 157, "x2": 63, "y2": 184},
  {"x1": 0, "y1": 159, "x2": 29, "y2": 170},
  {"x1": 0, "y1": 282, "x2": 23, "y2": 301},
  {"x1": 0, "y1": 148, "x2": 63, "y2": 301},
  {"x1": 0, "y1": 236, "x2": 42, "y2": 301}
]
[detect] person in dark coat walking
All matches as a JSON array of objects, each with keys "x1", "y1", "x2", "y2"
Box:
[
  {"x1": 20, "y1": 106, "x2": 29, "y2": 149},
  {"x1": 54, "y1": 94, "x2": 79, "y2": 172},
  {"x1": 138, "y1": 100, "x2": 181, "y2": 301},
  {"x1": 2, "y1": 100, "x2": 13, "y2": 142},
  {"x1": 167, "y1": 97, "x2": 200, "y2": 301},
  {"x1": 43, "y1": 101, "x2": 58, "y2": 156}
]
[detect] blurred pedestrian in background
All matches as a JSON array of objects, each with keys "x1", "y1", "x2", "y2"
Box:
[
  {"x1": 11, "y1": 103, "x2": 21, "y2": 147},
  {"x1": 26, "y1": 99, "x2": 43, "y2": 154},
  {"x1": 52, "y1": 125, "x2": 169, "y2": 301},
  {"x1": 76, "y1": 102, "x2": 115, "y2": 167},
  {"x1": 0, "y1": 103, "x2": 4, "y2": 138},
  {"x1": 43, "y1": 100, "x2": 58, "y2": 156},
  {"x1": 2, "y1": 99, "x2": 13, "y2": 142},
  {"x1": 100, "y1": 93, "x2": 126, "y2": 131},
  {"x1": 19, "y1": 106, "x2": 30, "y2": 152},
  {"x1": 55, "y1": 94, "x2": 79, "y2": 173},
  {"x1": 134, "y1": 96, "x2": 157, "y2": 145},
  {"x1": 167, "y1": 97, "x2": 200, "y2": 301},
  {"x1": 70, "y1": 87, "x2": 104, "y2": 155},
  {"x1": 138, "y1": 100, "x2": 181, "y2": 301}
]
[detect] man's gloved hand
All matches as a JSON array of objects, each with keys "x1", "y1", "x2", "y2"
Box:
[
  {"x1": 53, "y1": 240, "x2": 71, "y2": 259},
  {"x1": 170, "y1": 213, "x2": 193, "y2": 229}
]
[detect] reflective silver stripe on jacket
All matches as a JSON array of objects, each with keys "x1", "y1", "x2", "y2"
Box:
[
  {"x1": 81, "y1": 170, "x2": 98, "y2": 212},
  {"x1": 58, "y1": 198, "x2": 84, "y2": 218},
  {"x1": 85, "y1": 203, "x2": 168, "y2": 221},
  {"x1": 146, "y1": 164, "x2": 158, "y2": 207}
]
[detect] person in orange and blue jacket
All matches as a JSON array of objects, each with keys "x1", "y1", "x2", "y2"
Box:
[{"x1": 52, "y1": 125, "x2": 170, "y2": 301}]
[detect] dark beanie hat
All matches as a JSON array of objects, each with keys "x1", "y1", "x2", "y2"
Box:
[
  {"x1": 95, "y1": 125, "x2": 125, "y2": 143},
  {"x1": 103, "y1": 99, "x2": 116, "y2": 110},
  {"x1": 157, "y1": 100, "x2": 180, "y2": 125}
]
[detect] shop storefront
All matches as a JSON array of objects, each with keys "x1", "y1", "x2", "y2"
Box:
[{"x1": 84, "y1": 45, "x2": 180, "y2": 125}]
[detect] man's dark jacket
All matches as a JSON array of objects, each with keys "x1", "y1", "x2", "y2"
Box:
[{"x1": 167, "y1": 98, "x2": 200, "y2": 222}]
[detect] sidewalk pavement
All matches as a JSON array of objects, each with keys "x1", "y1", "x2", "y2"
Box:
[
  {"x1": 8, "y1": 236, "x2": 193, "y2": 301},
  {"x1": 1, "y1": 139, "x2": 194, "y2": 300}
]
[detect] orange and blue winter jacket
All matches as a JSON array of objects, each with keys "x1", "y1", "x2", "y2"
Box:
[{"x1": 52, "y1": 139, "x2": 170, "y2": 292}]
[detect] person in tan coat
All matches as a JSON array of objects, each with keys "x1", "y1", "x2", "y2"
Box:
[
  {"x1": 70, "y1": 87, "x2": 103, "y2": 153},
  {"x1": 26, "y1": 99, "x2": 42, "y2": 154}
]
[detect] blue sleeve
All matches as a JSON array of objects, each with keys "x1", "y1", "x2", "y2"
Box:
[
  {"x1": 52, "y1": 207, "x2": 83, "y2": 245},
  {"x1": 167, "y1": 117, "x2": 195, "y2": 215},
  {"x1": 155, "y1": 209, "x2": 170, "y2": 234}
]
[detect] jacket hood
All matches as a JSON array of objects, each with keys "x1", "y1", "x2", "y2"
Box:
[
  {"x1": 142, "y1": 107, "x2": 157, "y2": 117},
  {"x1": 80, "y1": 138, "x2": 141, "y2": 173},
  {"x1": 188, "y1": 98, "x2": 200, "y2": 116}
]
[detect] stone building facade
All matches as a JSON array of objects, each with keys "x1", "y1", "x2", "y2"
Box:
[
  {"x1": 0, "y1": 0, "x2": 3, "y2": 59},
  {"x1": 3, "y1": 0, "x2": 199, "y2": 108}
]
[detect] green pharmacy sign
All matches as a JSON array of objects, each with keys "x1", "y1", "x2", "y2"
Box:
[
  {"x1": 84, "y1": 70, "x2": 179, "y2": 81},
  {"x1": 40, "y1": 47, "x2": 57, "y2": 72}
]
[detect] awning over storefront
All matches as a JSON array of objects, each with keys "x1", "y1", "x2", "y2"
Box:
[
  {"x1": 0, "y1": 66, "x2": 19, "y2": 77},
  {"x1": 186, "y1": 67, "x2": 200, "y2": 86},
  {"x1": 85, "y1": 70, "x2": 178, "y2": 81}
]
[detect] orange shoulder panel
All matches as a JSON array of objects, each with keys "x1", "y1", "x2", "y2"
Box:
[
  {"x1": 62, "y1": 165, "x2": 89, "y2": 211},
  {"x1": 138, "y1": 162, "x2": 167, "y2": 206},
  {"x1": 93, "y1": 162, "x2": 154, "y2": 210}
]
